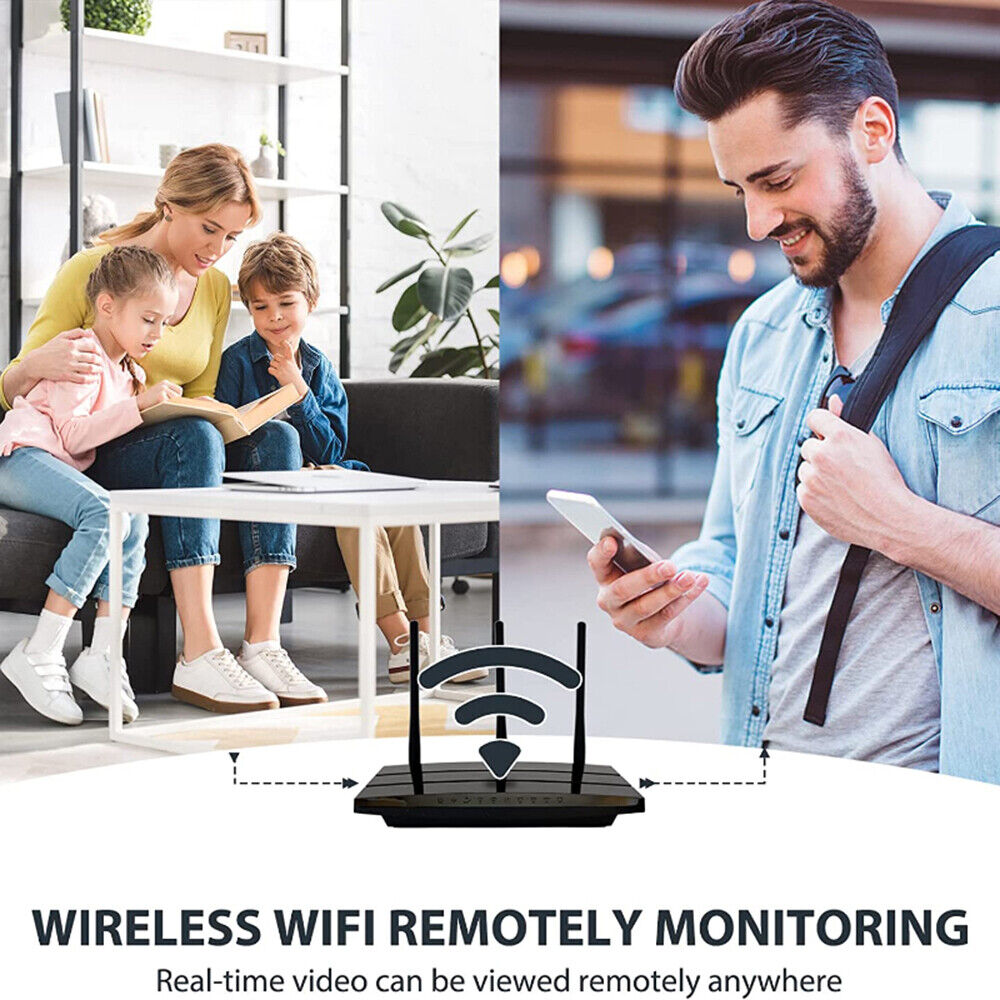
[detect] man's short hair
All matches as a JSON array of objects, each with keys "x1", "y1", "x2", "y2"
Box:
[
  {"x1": 674, "y1": 0, "x2": 903, "y2": 158},
  {"x1": 238, "y1": 232, "x2": 320, "y2": 308}
]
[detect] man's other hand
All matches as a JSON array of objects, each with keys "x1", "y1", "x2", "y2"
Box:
[{"x1": 798, "y1": 394, "x2": 916, "y2": 552}]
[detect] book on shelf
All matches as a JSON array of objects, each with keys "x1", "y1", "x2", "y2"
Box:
[
  {"x1": 93, "y1": 91, "x2": 109, "y2": 162},
  {"x1": 54, "y1": 89, "x2": 108, "y2": 163},
  {"x1": 139, "y1": 384, "x2": 300, "y2": 445}
]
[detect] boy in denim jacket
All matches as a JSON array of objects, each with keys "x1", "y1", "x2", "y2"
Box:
[{"x1": 216, "y1": 234, "x2": 483, "y2": 684}]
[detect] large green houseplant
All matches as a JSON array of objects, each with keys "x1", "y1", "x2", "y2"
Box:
[{"x1": 377, "y1": 202, "x2": 499, "y2": 378}]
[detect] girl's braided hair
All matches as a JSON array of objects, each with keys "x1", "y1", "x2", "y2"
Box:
[{"x1": 85, "y1": 246, "x2": 177, "y2": 395}]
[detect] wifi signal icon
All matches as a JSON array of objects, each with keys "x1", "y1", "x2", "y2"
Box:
[{"x1": 419, "y1": 621, "x2": 582, "y2": 780}]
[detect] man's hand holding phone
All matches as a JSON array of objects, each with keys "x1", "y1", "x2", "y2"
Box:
[{"x1": 587, "y1": 536, "x2": 710, "y2": 650}]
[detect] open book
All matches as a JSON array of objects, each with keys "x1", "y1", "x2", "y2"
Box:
[{"x1": 140, "y1": 384, "x2": 301, "y2": 444}]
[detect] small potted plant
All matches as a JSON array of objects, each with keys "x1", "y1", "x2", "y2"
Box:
[
  {"x1": 377, "y1": 202, "x2": 499, "y2": 379},
  {"x1": 251, "y1": 133, "x2": 286, "y2": 179},
  {"x1": 60, "y1": 0, "x2": 152, "y2": 35}
]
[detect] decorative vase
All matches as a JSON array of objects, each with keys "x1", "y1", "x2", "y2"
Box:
[{"x1": 251, "y1": 144, "x2": 278, "y2": 179}]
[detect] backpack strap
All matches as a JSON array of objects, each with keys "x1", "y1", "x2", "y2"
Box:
[{"x1": 803, "y1": 224, "x2": 1000, "y2": 727}]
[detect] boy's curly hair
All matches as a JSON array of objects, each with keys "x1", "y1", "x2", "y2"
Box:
[{"x1": 238, "y1": 233, "x2": 320, "y2": 309}]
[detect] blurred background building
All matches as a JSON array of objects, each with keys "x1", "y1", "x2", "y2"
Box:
[
  {"x1": 501, "y1": 0, "x2": 1000, "y2": 504},
  {"x1": 499, "y1": 1, "x2": 1000, "y2": 743}
]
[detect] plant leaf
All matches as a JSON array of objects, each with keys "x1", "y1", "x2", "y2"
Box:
[
  {"x1": 381, "y1": 201, "x2": 431, "y2": 238},
  {"x1": 445, "y1": 209, "x2": 478, "y2": 244},
  {"x1": 417, "y1": 266, "x2": 475, "y2": 321},
  {"x1": 389, "y1": 317, "x2": 440, "y2": 373},
  {"x1": 483, "y1": 274, "x2": 500, "y2": 289},
  {"x1": 410, "y1": 345, "x2": 483, "y2": 379},
  {"x1": 391, "y1": 282, "x2": 428, "y2": 332},
  {"x1": 488, "y1": 308, "x2": 499, "y2": 326},
  {"x1": 443, "y1": 232, "x2": 495, "y2": 258},
  {"x1": 376, "y1": 260, "x2": 426, "y2": 294}
]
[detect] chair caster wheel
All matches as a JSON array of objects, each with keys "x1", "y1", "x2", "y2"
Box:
[{"x1": 451, "y1": 577, "x2": 470, "y2": 595}]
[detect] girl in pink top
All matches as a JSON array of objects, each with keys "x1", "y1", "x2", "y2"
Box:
[{"x1": 0, "y1": 247, "x2": 180, "y2": 726}]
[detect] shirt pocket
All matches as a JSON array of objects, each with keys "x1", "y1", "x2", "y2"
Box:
[
  {"x1": 918, "y1": 384, "x2": 1000, "y2": 520},
  {"x1": 730, "y1": 386, "x2": 783, "y2": 512}
]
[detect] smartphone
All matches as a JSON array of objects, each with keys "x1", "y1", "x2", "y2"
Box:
[{"x1": 546, "y1": 489, "x2": 663, "y2": 575}]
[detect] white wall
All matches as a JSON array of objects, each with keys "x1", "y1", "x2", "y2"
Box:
[
  {"x1": 350, "y1": 0, "x2": 499, "y2": 377},
  {"x1": 1, "y1": 0, "x2": 499, "y2": 378}
]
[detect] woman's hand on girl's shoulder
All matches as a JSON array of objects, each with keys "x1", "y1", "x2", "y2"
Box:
[
  {"x1": 137, "y1": 381, "x2": 183, "y2": 411},
  {"x1": 27, "y1": 327, "x2": 103, "y2": 384}
]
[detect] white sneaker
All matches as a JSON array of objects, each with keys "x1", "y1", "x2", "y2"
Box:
[
  {"x1": 172, "y1": 648, "x2": 279, "y2": 714},
  {"x1": 387, "y1": 632, "x2": 488, "y2": 685},
  {"x1": 237, "y1": 645, "x2": 327, "y2": 706},
  {"x1": 1, "y1": 639, "x2": 82, "y2": 725},
  {"x1": 68, "y1": 647, "x2": 140, "y2": 724}
]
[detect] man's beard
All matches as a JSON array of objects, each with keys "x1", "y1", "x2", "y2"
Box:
[{"x1": 787, "y1": 154, "x2": 877, "y2": 289}]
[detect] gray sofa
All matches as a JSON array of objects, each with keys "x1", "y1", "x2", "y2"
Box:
[{"x1": 0, "y1": 377, "x2": 498, "y2": 693}]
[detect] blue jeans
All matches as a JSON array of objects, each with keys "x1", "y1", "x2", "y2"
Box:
[
  {"x1": 88, "y1": 417, "x2": 299, "y2": 574},
  {"x1": 0, "y1": 447, "x2": 148, "y2": 608},
  {"x1": 227, "y1": 422, "x2": 299, "y2": 572}
]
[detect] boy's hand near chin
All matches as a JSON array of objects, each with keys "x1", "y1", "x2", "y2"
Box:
[{"x1": 268, "y1": 340, "x2": 309, "y2": 399}]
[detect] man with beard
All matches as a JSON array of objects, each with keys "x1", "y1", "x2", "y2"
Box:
[{"x1": 586, "y1": 0, "x2": 1000, "y2": 782}]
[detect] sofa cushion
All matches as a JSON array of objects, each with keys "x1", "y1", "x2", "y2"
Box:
[{"x1": 0, "y1": 508, "x2": 72, "y2": 604}]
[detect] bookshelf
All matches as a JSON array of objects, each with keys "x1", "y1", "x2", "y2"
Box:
[
  {"x1": 8, "y1": 0, "x2": 353, "y2": 373},
  {"x1": 25, "y1": 26, "x2": 348, "y2": 85}
]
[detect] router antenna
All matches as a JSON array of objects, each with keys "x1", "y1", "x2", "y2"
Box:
[
  {"x1": 493, "y1": 619, "x2": 507, "y2": 792},
  {"x1": 571, "y1": 621, "x2": 586, "y2": 793},
  {"x1": 408, "y1": 618, "x2": 424, "y2": 794},
  {"x1": 493, "y1": 619, "x2": 507, "y2": 740}
]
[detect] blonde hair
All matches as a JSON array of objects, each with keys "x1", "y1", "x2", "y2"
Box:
[
  {"x1": 97, "y1": 143, "x2": 261, "y2": 243},
  {"x1": 238, "y1": 232, "x2": 320, "y2": 308},
  {"x1": 86, "y1": 246, "x2": 178, "y2": 394}
]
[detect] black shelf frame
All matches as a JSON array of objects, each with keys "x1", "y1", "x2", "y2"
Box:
[{"x1": 7, "y1": 0, "x2": 351, "y2": 373}]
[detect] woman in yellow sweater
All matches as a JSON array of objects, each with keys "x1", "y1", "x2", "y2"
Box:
[{"x1": 0, "y1": 144, "x2": 319, "y2": 714}]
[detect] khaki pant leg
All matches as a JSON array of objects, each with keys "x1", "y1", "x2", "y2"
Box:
[
  {"x1": 335, "y1": 525, "x2": 407, "y2": 620},
  {"x1": 385, "y1": 525, "x2": 431, "y2": 620}
]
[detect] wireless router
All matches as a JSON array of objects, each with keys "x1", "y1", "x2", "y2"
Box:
[{"x1": 354, "y1": 621, "x2": 644, "y2": 827}]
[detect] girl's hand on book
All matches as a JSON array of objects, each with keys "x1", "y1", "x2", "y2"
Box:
[
  {"x1": 137, "y1": 381, "x2": 182, "y2": 411},
  {"x1": 268, "y1": 341, "x2": 309, "y2": 399}
]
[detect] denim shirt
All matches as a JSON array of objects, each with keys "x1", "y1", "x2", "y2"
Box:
[
  {"x1": 215, "y1": 331, "x2": 367, "y2": 470},
  {"x1": 673, "y1": 192, "x2": 1000, "y2": 784}
]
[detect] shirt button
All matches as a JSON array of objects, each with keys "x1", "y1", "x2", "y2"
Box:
[
  {"x1": 950, "y1": 416, "x2": 963, "y2": 428},
  {"x1": 765, "y1": 617, "x2": 774, "y2": 627},
  {"x1": 779, "y1": 529, "x2": 790, "y2": 540},
  {"x1": 930, "y1": 602, "x2": 941, "y2": 614},
  {"x1": 736, "y1": 419, "x2": 746, "y2": 429},
  {"x1": 751, "y1": 705, "x2": 761, "y2": 717},
  {"x1": 822, "y1": 353, "x2": 829, "y2": 363}
]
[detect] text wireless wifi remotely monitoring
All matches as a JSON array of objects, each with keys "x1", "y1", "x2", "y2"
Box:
[{"x1": 354, "y1": 621, "x2": 644, "y2": 827}]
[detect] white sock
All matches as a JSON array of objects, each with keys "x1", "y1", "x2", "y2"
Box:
[
  {"x1": 90, "y1": 615, "x2": 126, "y2": 654},
  {"x1": 242, "y1": 639, "x2": 280, "y2": 658},
  {"x1": 25, "y1": 609, "x2": 74, "y2": 656}
]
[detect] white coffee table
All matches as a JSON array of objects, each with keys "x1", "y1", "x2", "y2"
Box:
[{"x1": 105, "y1": 482, "x2": 498, "y2": 748}]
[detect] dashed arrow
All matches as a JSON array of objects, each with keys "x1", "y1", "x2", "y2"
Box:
[
  {"x1": 640, "y1": 747, "x2": 770, "y2": 788},
  {"x1": 228, "y1": 752, "x2": 357, "y2": 789}
]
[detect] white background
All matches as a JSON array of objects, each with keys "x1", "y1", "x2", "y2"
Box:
[{"x1": 1, "y1": 735, "x2": 997, "y2": 999}]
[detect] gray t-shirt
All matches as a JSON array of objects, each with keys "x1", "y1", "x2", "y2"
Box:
[{"x1": 762, "y1": 346, "x2": 941, "y2": 771}]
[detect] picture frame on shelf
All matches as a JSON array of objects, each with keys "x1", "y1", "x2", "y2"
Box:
[{"x1": 224, "y1": 31, "x2": 268, "y2": 54}]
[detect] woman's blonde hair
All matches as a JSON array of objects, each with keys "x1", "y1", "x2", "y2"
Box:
[
  {"x1": 97, "y1": 143, "x2": 261, "y2": 243},
  {"x1": 85, "y1": 246, "x2": 178, "y2": 394}
]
